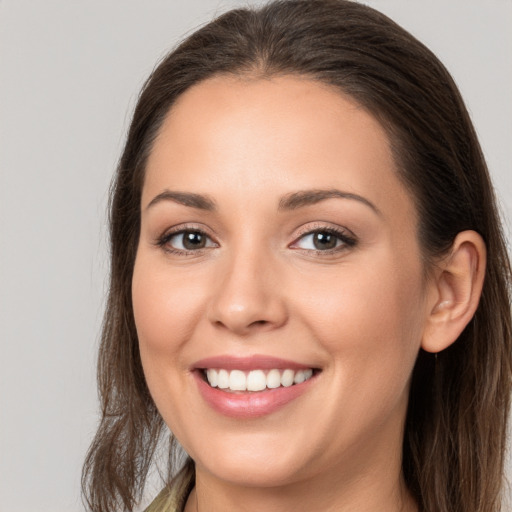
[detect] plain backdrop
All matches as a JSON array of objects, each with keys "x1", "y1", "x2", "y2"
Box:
[{"x1": 1, "y1": 1, "x2": 511, "y2": 510}]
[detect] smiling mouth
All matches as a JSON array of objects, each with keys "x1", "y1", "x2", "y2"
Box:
[{"x1": 202, "y1": 368, "x2": 316, "y2": 392}]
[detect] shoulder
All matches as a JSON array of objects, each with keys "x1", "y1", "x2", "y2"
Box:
[{"x1": 144, "y1": 460, "x2": 195, "y2": 512}]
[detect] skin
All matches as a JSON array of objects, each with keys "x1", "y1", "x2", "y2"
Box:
[{"x1": 132, "y1": 75, "x2": 473, "y2": 511}]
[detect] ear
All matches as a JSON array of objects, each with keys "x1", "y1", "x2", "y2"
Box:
[{"x1": 421, "y1": 230, "x2": 486, "y2": 353}]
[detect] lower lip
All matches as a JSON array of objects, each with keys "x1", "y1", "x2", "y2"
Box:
[{"x1": 194, "y1": 372, "x2": 316, "y2": 419}]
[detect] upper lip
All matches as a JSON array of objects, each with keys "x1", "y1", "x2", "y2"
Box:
[{"x1": 193, "y1": 354, "x2": 317, "y2": 371}]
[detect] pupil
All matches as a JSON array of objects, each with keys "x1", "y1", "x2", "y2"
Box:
[
  {"x1": 313, "y1": 232, "x2": 336, "y2": 250},
  {"x1": 183, "y1": 232, "x2": 205, "y2": 250}
]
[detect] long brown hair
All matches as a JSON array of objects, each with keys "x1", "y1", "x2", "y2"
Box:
[{"x1": 82, "y1": 1, "x2": 512, "y2": 511}]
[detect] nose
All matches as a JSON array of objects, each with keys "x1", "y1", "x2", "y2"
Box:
[{"x1": 206, "y1": 249, "x2": 288, "y2": 336}]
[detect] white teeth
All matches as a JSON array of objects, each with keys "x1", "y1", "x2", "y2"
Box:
[
  {"x1": 266, "y1": 369, "x2": 281, "y2": 389},
  {"x1": 204, "y1": 368, "x2": 315, "y2": 391},
  {"x1": 217, "y1": 369, "x2": 229, "y2": 389},
  {"x1": 247, "y1": 370, "x2": 267, "y2": 391},
  {"x1": 281, "y1": 369, "x2": 295, "y2": 387},
  {"x1": 294, "y1": 370, "x2": 305, "y2": 384},
  {"x1": 293, "y1": 369, "x2": 313, "y2": 384},
  {"x1": 206, "y1": 368, "x2": 218, "y2": 387},
  {"x1": 229, "y1": 370, "x2": 246, "y2": 391}
]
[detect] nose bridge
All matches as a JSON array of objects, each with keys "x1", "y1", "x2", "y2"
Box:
[{"x1": 207, "y1": 239, "x2": 287, "y2": 334}]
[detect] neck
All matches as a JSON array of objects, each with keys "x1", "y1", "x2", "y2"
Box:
[
  {"x1": 186, "y1": 450, "x2": 418, "y2": 512},
  {"x1": 187, "y1": 475, "x2": 417, "y2": 512}
]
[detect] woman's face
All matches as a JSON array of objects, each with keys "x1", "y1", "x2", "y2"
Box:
[{"x1": 133, "y1": 76, "x2": 432, "y2": 488}]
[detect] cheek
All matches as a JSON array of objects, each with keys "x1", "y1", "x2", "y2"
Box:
[
  {"x1": 131, "y1": 254, "x2": 213, "y2": 411},
  {"x1": 302, "y1": 265, "x2": 425, "y2": 451},
  {"x1": 132, "y1": 256, "x2": 205, "y2": 355},
  {"x1": 296, "y1": 252, "x2": 426, "y2": 384},
  {"x1": 131, "y1": 253, "x2": 209, "y2": 433}
]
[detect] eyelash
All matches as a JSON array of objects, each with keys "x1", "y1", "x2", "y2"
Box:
[
  {"x1": 291, "y1": 225, "x2": 357, "y2": 255},
  {"x1": 156, "y1": 224, "x2": 217, "y2": 256},
  {"x1": 156, "y1": 224, "x2": 357, "y2": 256}
]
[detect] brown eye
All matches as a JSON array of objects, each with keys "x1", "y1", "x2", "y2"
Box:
[
  {"x1": 164, "y1": 230, "x2": 216, "y2": 252},
  {"x1": 182, "y1": 231, "x2": 207, "y2": 250},
  {"x1": 312, "y1": 232, "x2": 337, "y2": 250},
  {"x1": 292, "y1": 228, "x2": 356, "y2": 253}
]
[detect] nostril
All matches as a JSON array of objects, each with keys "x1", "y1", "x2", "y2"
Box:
[
  {"x1": 250, "y1": 320, "x2": 268, "y2": 327},
  {"x1": 207, "y1": 292, "x2": 288, "y2": 334}
]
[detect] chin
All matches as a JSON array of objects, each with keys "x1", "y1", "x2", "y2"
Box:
[
  {"x1": 197, "y1": 453, "x2": 309, "y2": 488},
  {"x1": 184, "y1": 428, "x2": 316, "y2": 488}
]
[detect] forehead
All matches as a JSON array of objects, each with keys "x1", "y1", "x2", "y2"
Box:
[{"x1": 143, "y1": 75, "x2": 415, "y2": 225}]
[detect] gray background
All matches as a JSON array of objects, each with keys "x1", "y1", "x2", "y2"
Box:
[{"x1": 1, "y1": 1, "x2": 511, "y2": 510}]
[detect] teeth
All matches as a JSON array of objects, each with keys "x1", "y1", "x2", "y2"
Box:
[
  {"x1": 247, "y1": 370, "x2": 266, "y2": 391},
  {"x1": 266, "y1": 369, "x2": 281, "y2": 389},
  {"x1": 281, "y1": 369, "x2": 295, "y2": 387},
  {"x1": 206, "y1": 368, "x2": 218, "y2": 387},
  {"x1": 294, "y1": 369, "x2": 313, "y2": 384},
  {"x1": 294, "y1": 370, "x2": 306, "y2": 384},
  {"x1": 217, "y1": 369, "x2": 229, "y2": 389},
  {"x1": 229, "y1": 370, "x2": 246, "y2": 391},
  {"x1": 204, "y1": 368, "x2": 315, "y2": 392}
]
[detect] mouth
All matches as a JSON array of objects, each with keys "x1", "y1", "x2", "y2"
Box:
[
  {"x1": 201, "y1": 368, "x2": 315, "y2": 392},
  {"x1": 192, "y1": 355, "x2": 321, "y2": 418}
]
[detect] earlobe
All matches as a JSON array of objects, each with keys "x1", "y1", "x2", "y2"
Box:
[{"x1": 421, "y1": 230, "x2": 486, "y2": 353}]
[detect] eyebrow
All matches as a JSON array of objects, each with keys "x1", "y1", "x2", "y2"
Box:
[
  {"x1": 278, "y1": 189, "x2": 380, "y2": 215},
  {"x1": 146, "y1": 190, "x2": 217, "y2": 211},
  {"x1": 145, "y1": 188, "x2": 380, "y2": 215}
]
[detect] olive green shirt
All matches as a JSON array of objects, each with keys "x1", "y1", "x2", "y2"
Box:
[{"x1": 144, "y1": 463, "x2": 194, "y2": 512}]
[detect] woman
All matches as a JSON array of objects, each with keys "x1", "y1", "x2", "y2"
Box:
[{"x1": 82, "y1": 1, "x2": 512, "y2": 511}]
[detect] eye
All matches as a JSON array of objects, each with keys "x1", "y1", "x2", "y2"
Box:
[
  {"x1": 159, "y1": 229, "x2": 217, "y2": 253},
  {"x1": 292, "y1": 228, "x2": 356, "y2": 252}
]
